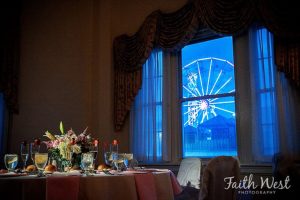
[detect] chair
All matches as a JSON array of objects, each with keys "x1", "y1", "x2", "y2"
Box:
[
  {"x1": 199, "y1": 156, "x2": 240, "y2": 200},
  {"x1": 177, "y1": 158, "x2": 202, "y2": 189},
  {"x1": 175, "y1": 158, "x2": 202, "y2": 200}
]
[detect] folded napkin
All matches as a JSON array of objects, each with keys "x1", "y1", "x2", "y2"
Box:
[
  {"x1": 46, "y1": 176, "x2": 80, "y2": 200},
  {"x1": 134, "y1": 173, "x2": 157, "y2": 200}
]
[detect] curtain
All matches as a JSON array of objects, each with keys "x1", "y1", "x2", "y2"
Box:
[
  {"x1": 130, "y1": 50, "x2": 164, "y2": 163},
  {"x1": 276, "y1": 73, "x2": 300, "y2": 156},
  {"x1": 250, "y1": 26, "x2": 300, "y2": 162},
  {"x1": 113, "y1": 0, "x2": 300, "y2": 130},
  {"x1": 250, "y1": 27, "x2": 279, "y2": 162}
]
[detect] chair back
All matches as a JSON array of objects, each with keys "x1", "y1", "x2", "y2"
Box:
[
  {"x1": 177, "y1": 158, "x2": 202, "y2": 189},
  {"x1": 199, "y1": 156, "x2": 240, "y2": 200}
]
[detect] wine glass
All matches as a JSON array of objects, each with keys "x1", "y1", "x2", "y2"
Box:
[
  {"x1": 122, "y1": 153, "x2": 133, "y2": 169},
  {"x1": 30, "y1": 143, "x2": 40, "y2": 165},
  {"x1": 80, "y1": 152, "x2": 94, "y2": 176},
  {"x1": 34, "y1": 153, "x2": 48, "y2": 176},
  {"x1": 104, "y1": 152, "x2": 113, "y2": 166},
  {"x1": 20, "y1": 142, "x2": 29, "y2": 172},
  {"x1": 4, "y1": 154, "x2": 18, "y2": 173}
]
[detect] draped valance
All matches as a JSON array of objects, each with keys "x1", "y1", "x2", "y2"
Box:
[{"x1": 114, "y1": 0, "x2": 300, "y2": 130}]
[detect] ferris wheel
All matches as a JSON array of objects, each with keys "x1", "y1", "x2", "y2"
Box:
[{"x1": 182, "y1": 57, "x2": 235, "y2": 128}]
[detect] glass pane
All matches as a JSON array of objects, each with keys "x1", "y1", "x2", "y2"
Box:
[
  {"x1": 182, "y1": 37, "x2": 235, "y2": 98},
  {"x1": 182, "y1": 96, "x2": 237, "y2": 157}
]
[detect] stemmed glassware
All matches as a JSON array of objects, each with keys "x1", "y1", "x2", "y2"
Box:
[
  {"x1": 30, "y1": 141, "x2": 40, "y2": 165},
  {"x1": 34, "y1": 153, "x2": 48, "y2": 176},
  {"x1": 89, "y1": 139, "x2": 99, "y2": 170},
  {"x1": 104, "y1": 152, "x2": 113, "y2": 166},
  {"x1": 4, "y1": 154, "x2": 18, "y2": 172},
  {"x1": 110, "y1": 141, "x2": 121, "y2": 171},
  {"x1": 80, "y1": 152, "x2": 94, "y2": 176},
  {"x1": 20, "y1": 141, "x2": 29, "y2": 172}
]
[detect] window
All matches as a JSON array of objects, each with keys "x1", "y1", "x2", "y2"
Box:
[
  {"x1": 181, "y1": 37, "x2": 237, "y2": 157},
  {"x1": 130, "y1": 27, "x2": 287, "y2": 164}
]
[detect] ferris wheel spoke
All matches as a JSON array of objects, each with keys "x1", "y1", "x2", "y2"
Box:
[
  {"x1": 209, "y1": 98, "x2": 219, "y2": 103},
  {"x1": 210, "y1": 101, "x2": 235, "y2": 105},
  {"x1": 201, "y1": 111, "x2": 207, "y2": 124},
  {"x1": 195, "y1": 88, "x2": 201, "y2": 96},
  {"x1": 206, "y1": 58, "x2": 213, "y2": 95},
  {"x1": 197, "y1": 62, "x2": 205, "y2": 96},
  {"x1": 214, "y1": 106, "x2": 235, "y2": 114},
  {"x1": 209, "y1": 70, "x2": 222, "y2": 95},
  {"x1": 214, "y1": 77, "x2": 232, "y2": 95},
  {"x1": 183, "y1": 85, "x2": 197, "y2": 97},
  {"x1": 211, "y1": 109, "x2": 217, "y2": 116}
]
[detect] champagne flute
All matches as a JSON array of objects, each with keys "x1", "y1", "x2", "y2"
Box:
[
  {"x1": 89, "y1": 140, "x2": 99, "y2": 169},
  {"x1": 4, "y1": 154, "x2": 18, "y2": 173},
  {"x1": 34, "y1": 153, "x2": 48, "y2": 176},
  {"x1": 20, "y1": 142, "x2": 29, "y2": 172}
]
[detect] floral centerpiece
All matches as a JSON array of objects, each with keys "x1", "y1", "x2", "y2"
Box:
[{"x1": 43, "y1": 121, "x2": 98, "y2": 171}]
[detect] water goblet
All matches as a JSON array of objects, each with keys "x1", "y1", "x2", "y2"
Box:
[
  {"x1": 4, "y1": 154, "x2": 18, "y2": 172},
  {"x1": 30, "y1": 142, "x2": 40, "y2": 165},
  {"x1": 20, "y1": 142, "x2": 29, "y2": 172},
  {"x1": 34, "y1": 153, "x2": 48, "y2": 177},
  {"x1": 81, "y1": 152, "x2": 94, "y2": 176}
]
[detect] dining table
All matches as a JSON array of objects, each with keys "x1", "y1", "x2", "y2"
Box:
[{"x1": 0, "y1": 168, "x2": 182, "y2": 200}]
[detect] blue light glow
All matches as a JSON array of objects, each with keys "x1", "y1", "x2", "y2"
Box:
[{"x1": 181, "y1": 37, "x2": 237, "y2": 157}]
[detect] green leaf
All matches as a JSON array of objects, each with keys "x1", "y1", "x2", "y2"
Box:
[{"x1": 59, "y1": 121, "x2": 64, "y2": 134}]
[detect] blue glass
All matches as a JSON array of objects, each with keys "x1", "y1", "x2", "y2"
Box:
[
  {"x1": 182, "y1": 97, "x2": 237, "y2": 157},
  {"x1": 181, "y1": 37, "x2": 237, "y2": 157}
]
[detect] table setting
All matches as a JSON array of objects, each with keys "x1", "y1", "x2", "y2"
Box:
[{"x1": 0, "y1": 122, "x2": 182, "y2": 200}]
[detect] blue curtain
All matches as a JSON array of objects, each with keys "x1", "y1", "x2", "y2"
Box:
[
  {"x1": 130, "y1": 49, "x2": 163, "y2": 163},
  {"x1": 250, "y1": 27, "x2": 300, "y2": 162},
  {"x1": 250, "y1": 27, "x2": 279, "y2": 162}
]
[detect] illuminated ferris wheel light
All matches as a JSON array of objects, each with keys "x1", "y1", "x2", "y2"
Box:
[{"x1": 199, "y1": 100, "x2": 209, "y2": 110}]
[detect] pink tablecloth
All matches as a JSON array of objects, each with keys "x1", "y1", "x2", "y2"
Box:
[
  {"x1": 134, "y1": 173, "x2": 158, "y2": 200},
  {"x1": 45, "y1": 169, "x2": 182, "y2": 200},
  {"x1": 46, "y1": 176, "x2": 80, "y2": 200}
]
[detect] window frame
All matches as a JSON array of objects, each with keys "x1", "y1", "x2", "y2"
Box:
[{"x1": 178, "y1": 36, "x2": 238, "y2": 158}]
